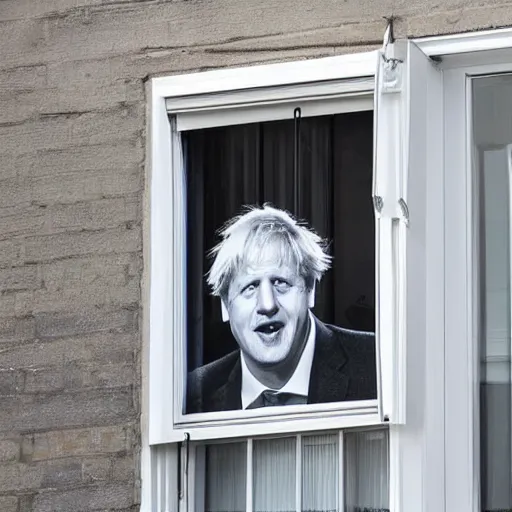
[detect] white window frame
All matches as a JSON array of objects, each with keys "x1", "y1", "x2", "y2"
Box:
[
  {"x1": 149, "y1": 50, "x2": 392, "y2": 446},
  {"x1": 142, "y1": 26, "x2": 512, "y2": 512}
]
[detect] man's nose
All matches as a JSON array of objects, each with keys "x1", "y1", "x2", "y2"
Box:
[{"x1": 256, "y1": 280, "x2": 278, "y2": 316}]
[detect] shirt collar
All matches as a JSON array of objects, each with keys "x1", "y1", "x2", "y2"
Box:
[{"x1": 240, "y1": 311, "x2": 316, "y2": 409}]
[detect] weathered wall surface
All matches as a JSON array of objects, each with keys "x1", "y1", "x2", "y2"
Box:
[{"x1": 0, "y1": 0, "x2": 510, "y2": 510}]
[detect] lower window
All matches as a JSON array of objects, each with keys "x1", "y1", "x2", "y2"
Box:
[{"x1": 193, "y1": 428, "x2": 389, "y2": 512}]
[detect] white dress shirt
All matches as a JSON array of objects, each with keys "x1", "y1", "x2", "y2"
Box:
[{"x1": 240, "y1": 311, "x2": 316, "y2": 409}]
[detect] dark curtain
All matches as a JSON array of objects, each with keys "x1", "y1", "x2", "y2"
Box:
[{"x1": 184, "y1": 111, "x2": 374, "y2": 371}]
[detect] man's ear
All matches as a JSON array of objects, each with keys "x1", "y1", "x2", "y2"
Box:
[
  {"x1": 221, "y1": 299, "x2": 230, "y2": 322},
  {"x1": 308, "y1": 283, "x2": 316, "y2": 308}
]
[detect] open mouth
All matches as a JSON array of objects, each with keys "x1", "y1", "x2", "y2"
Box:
[{"x1": 254, "y1": 321, "x2": 284, "y2": 334}]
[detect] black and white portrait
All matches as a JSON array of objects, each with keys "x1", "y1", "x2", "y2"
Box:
[
  {"x1": 183, "y1": 112, "x2": 377, "y2": 415},
  {"x1": 186, "y1": 205, "x2": 377, "y2": 413}
]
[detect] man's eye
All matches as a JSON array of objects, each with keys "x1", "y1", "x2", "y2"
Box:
[
  {"x1": 241, "y1": 284, "x2": 256, "y2": 296},
  {"x1": 273, "y1": 279, "x2": 291, "y2": 291}
]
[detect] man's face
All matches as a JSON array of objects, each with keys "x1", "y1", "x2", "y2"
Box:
[{"x1": 222, "y1": 246, "x2": 313, "y2": 367}]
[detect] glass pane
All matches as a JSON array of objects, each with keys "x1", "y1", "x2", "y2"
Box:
[
  {"x1": 473, "y1": 74, "x2": 512, "y2": 512},
  {"x1": 302, "y1": 434, "x2": 338, "y2": 512},
  {"x1": 344, "y1": 430, "x2": 389, "y2": 512},
  {"x1": 183, "y1": 113, "x2": 377, "y2": 416},
  {"x1": 205, "y1": 442, "x2": 247, "y2": 512},
  {"x1": 254, "y1": 437, "x2": 296, "y2": 512}
]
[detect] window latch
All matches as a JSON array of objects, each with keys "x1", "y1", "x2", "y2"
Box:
[
  {"x1": 373, "y1": 18, "x2": 409, "y2": 227},
  {"x1": 381, "y1": 18, "x2": 404, "y2": 94}
]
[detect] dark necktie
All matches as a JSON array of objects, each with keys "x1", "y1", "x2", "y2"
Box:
[{"x1": 247, "y1": 390, "x2": 307, "y2": 409}]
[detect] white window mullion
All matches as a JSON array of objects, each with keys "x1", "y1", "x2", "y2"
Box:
[
  {"x1": 165, "y1": 445, "x2": 175, "y2": 512},
  {"x1": 246, "y1": 439, "x2": 253, "y2": 512},
  {"x1": 191, "y1": 445, "x2": 205, "y2": 512},
  {"x1": 338, "y1": 431, "x2": 344, "y2": 512},
  {"x1": 157, "y1": 447, "x2": 164, "y2": 511},
  {"x1": 296, "y1": 435, "x2": 302, "y2": 512}
]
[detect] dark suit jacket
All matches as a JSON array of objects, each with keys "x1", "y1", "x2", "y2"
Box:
[{"x1": 186, "y1": 316, "x2": 377, "y2": 413}]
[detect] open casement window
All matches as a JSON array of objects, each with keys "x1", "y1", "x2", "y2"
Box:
[{"x1": 149, "y1": 42, "x2": 441, "y2": 442}]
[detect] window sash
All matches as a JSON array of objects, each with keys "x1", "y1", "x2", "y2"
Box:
[{"x1": 171, "y1": 102, "x2": 381, "y2": 436}]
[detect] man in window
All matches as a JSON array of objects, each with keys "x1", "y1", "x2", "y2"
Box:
[{"x1": 186, "y1": 205, "x2": 377, "y2": 413}]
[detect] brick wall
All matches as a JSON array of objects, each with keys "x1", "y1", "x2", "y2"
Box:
[{"x1": 1, "y1": 0, "x2": 511, "y2": 511}]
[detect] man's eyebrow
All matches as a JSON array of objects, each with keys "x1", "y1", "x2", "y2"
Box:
[{"x1": 270, "y1": 275, "x2": 292, "y2": 281}]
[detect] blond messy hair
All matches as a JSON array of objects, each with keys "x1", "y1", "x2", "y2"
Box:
[{"x1": 206, "y1": 205, "x2": 332, "y2": 297}]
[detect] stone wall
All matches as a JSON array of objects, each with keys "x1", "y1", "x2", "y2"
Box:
[{"x1": 1, "y1": 0, "x2": 511, "y2": 510}]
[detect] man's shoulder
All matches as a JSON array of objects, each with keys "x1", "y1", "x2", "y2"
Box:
[
  {"x1": 315, "y1": 319, "x2": 376, "y2": 364},
  {"x1": 310, "y1": 317, "x2": 377, "y2": 402},
  {"x1": 186, "y1": 350, "x2": 241, "y2": 413},
  {"x1": 188, "y1": 350, "x2": 240, "y2": 389}
]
